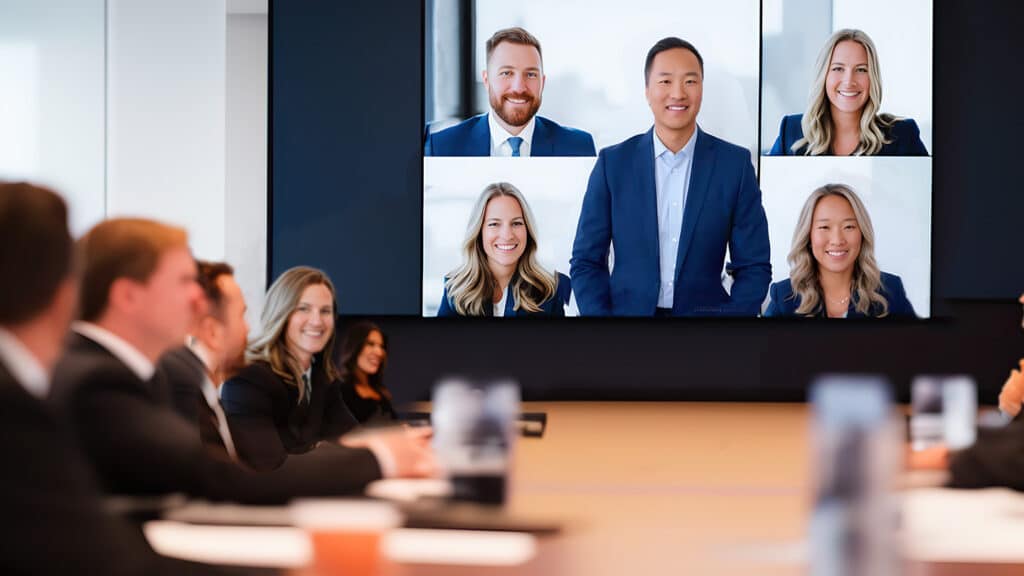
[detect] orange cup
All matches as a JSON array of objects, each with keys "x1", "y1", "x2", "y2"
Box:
[{"x1": 291, "y1": 499, "x2": 402, "y2": 576}]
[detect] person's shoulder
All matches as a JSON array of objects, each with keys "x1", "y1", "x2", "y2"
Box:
[
  {"x1": 430, "y1": 114, "x2": 486, "y2": 140},
  {"x1": 890, "y1": 117, "x2": 921, "y2": 135},
  {"x1": 879, "y1": 272, "x2": 907, "y2": 294},
  {"x1": 769, "y1": 278, "x2": 795, "y2": 299},
  {"x1": 698, "y1": 129, "x2": 751, "y2": 160},
  {"x1": 555, "y1": 272, "x2": 572, "y2": 301},
  {"x1": 53, "y1": 334, "x2": 139, "y2": 390},
  {"x1": 599, "y1": 131, "x2": 649, "y2": 159},
  {"x1": 781, "y1": 114, "x2": 803, "y2": 128},
  {"x1": 536, "y1": 116, "x2": 593, "y2": 139},
  {"x1": 226, "y1": 361, "x2": 282, "y2": 389}
]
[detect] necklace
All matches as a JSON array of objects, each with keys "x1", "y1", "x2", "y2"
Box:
[{"x1": 827, "y1": 294, "x2": 851, "y2": 306}]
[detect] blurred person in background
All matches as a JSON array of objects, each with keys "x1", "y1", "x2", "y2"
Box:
[
  {"x1": 337, "y1": 321, "x2": 398, "y2": 424},
  {"x1": 221, "y1": 266, "x2": 434, "y2": 475}
]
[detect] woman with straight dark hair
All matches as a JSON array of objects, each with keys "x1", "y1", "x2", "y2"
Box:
[{"x1": 338, "y1": 321, "x2": 398, "y2": 424}]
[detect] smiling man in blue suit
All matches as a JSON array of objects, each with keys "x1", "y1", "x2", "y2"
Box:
[
  {"x1": 571, "y1": 38, "x2": 770, "y2": 317},
  {"x1": 424, "y1": 27, "x2": 595, "y2": 157}
]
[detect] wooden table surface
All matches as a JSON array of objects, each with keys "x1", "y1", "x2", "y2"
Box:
[{"x1": 294, "y1": 402, "x2": 1020, "y2": 576}]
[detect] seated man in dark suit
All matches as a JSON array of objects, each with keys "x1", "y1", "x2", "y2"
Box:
[
  {"x1": 424, "y1": 27, "x2": 596, "y2": 157},
  {"x1": 0, "y1": 182, "x2": 236, "y2": 575},
  {"x1": 50, "y1": 218, "x2": 430, "y2": 504},
  {"x1": 571, "y1": 37, "x2": 770, "y2": 316}
]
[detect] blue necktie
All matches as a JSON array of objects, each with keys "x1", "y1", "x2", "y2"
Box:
[{"x1": 507, "y1": 136, "x2": 523, "y2": 157}]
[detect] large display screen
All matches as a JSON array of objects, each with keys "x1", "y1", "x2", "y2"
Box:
[{"x1": 422, "y1": 0, "x2": 932, "y2": 319}]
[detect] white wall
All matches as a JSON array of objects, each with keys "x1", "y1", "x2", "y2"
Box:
[
  {"x1": 0, "y1": 0, "x2": 106, "y2": 236},
  {"x1": 106, "y1": 0, "x2": 227, "y2": 261},
  {"x1": 226, "y1": 12, "x2": 268, "y2": 326}
]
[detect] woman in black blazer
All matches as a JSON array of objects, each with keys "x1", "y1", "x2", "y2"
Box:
[
  {"x1": 220, "y1": 266, "x2": 361, "y2": 471},
  {"x1": 337, "y1": 321, "x2": 398, "y2": 424}
]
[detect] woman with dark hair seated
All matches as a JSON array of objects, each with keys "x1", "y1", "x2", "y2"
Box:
[
  {"x1": 338, "y1": 321, "x2": 398, "y2": 424},
  {"x1": 768, "y1": 29, "x2": 927, "y2": 157},
  {"x1": 765, "y1": 183, "x2": 915, "y2": 318}
]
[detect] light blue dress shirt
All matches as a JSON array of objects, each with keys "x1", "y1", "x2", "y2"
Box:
[{"x1": 653, "y1": 130, "x2": 697, "y2": 308}]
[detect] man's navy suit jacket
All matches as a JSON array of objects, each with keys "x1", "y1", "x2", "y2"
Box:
[
  {"x1": 424, "y1": 113, "x2": 596, "y2": 157},
  {"x1": 570, "y1": 128, "x2": 771, "y2": 316}
]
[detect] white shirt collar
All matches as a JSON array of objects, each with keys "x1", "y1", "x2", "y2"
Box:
[
  {"x1": 73, "y1": 322, "x2": 155, "y2": 381},
  {"x1": 0, "y1": 328, "x2": 49, "y2": 399},
  {"x1": 188, "y1": 339, "x2": 217, "y2": 378},
  {"x1": 488, "y1": 112, "x2": 536, "y2": 157},
  {"x1": 653, "y1": 127, "x2": 698, "y2": 160}
]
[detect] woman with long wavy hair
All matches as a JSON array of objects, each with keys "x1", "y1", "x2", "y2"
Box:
[
  {"x1": 768, "y1": 29, "x2": 927, "y2": 156},
  {"x1": 438, "y1": 182, "x2": 570, "y2": 316},
  {"x1": 764, "y1": 184, "x2": 915, "y2": 318}
]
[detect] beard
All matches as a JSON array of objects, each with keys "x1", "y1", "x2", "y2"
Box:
[{"x1": 489, "y1": 90, "x2": 541, "y2": 128}]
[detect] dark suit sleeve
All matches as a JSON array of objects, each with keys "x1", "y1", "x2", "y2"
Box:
[
  {"x1": 2, "y1": 384, "x2": 244, "y2": 576},
  {"x1": 220, "y1": 371, "x2": 291, "y2": 472},
  {"x1": 321, "y1": 380, "x2": 360, "y2": 438},
  {"x1": 884, "y1": 275, "x2": 917, "y2": 318},
  {"x1": 768, "y1": 116, "x2": 787, "y2": 155},
  {"x1": 437, "y1": 282, "x2": 456, "y2": 316},
  {"x1": 570, "y1": 151, "x2": 614, "y2": 315},
  {"x1": 763, "y1": 282, "x2": 781, "y2": 317},
  {"x1": 896, "y1": 119, "x2": 929, "y2": 156},
  {"x1": 948, "y1": 423, "x2": 1024, "y2": 490},
  {"x1": 724, "y1": 157, "x2": 772, "y2": 315}
]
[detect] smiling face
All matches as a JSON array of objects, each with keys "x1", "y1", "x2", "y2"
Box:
[
  {"x1": 356, "y1": 329, "x2": 386, "y2": 377},
  {"x1": 645, "y1": 47, "x2": 703, "y2": 147},
  {"x1": 826, "y1": 40, "x2": 871, "y2": 117},
  {"x1": 810, "y1": 194, "x2": 863, "y2": 277},
  {"x1": 284, "y1": 283, "x2": 334, "y2": 368},
  {"x1": 480, "y1": 195, "x2": 527, "y2": 271},
  {"x1": 483, "y1": 41, "x2": 544, "y2": 134}
]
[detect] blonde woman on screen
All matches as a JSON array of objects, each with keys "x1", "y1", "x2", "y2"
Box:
[
  {"x1": 768, "y1": 29, "x2": 928, "y2": 156},
  {"x1": 439, "y1": 182, "x2": 570, "y2": 316},
  {"x1": 764, "y1": 183, "x2": 915, "y2": 318}
]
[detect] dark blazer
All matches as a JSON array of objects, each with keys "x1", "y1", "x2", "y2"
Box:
[
  {"x1": 424, "y1": 113, "x2": 596, "y2": 157},
  {"x1": 0, "y1": 357, "x2": 241, "y2": 575},
  {"x1": 570, "y1": 128, "x2": 771, "y2": 316},
  {"x1": 768, "y1": 113, "x2": 929, "y2": 156},
  {"x1": 156, "y1": 346, "x2": 234, "y2": 461},
  {"x1": 50, "y1": 332, "x2": 381, "y2": 504},
  {"x1": 437, "y1": 271, "x2": 571, "y2": 317},
  {"x1": 948, "y1": 419, "x2": 1024, "y2": 490},
  {"x1": 763, "y1": 272, "x2": 916, "y2": 318},
  {"x1": 340, "y1": 379, "x2": 398, "y2": 425},
  {"x1": 221, "y1": 359, "x2": 360, "y2": 472}
]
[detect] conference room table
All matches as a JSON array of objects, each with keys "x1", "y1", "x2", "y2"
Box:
[{"x1": 153, "y1": 402, "x2": 1024, "y2": 575}]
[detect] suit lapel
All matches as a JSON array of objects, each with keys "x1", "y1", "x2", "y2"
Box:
[
  {"x1": 675, "y1": 128, "x2": 714, "y2": 280},
  {"x1": 636, "y1": 129, "x2": 659, "y2": 271},
  {"x1": 469, "y1": 114, "x2": 491, "y2": 156},
  {"x1": 531, "y1": 117, "x2": 552, "y2": 156}
]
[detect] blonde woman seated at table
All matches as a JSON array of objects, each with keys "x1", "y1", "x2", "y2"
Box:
[
  {"x1": 221, "y1": 266, "x2": 431, "y2": 473},
  {"x1": 764, "y1": 183, "x2": 915, "y2": 318},
  {"x1": 768, "y1": 29, "x2": 928, "y2": 156},
  {"x1": 438, "y1": 182, "x2": 570, "y2": 317}
]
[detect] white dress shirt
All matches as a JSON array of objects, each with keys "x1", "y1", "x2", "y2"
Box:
[
  {"x1": 0, "y1": 328, "x2": 49, "y2": 399},
  {"x1": 488, "y1": 112, "x2": 536, "y2": 157},
  {"x1": 493, "y1": 286, "x2": 509, "y2": 317},
  {"x1": 653, "y1": 129, "x2": 698, "y2": 309},
  {"x1": 189, "y1": 341, "x2": 239, "y2": 461},
  {"x1": 72, "y1": 322, "x2": 155, "y2": 381}
]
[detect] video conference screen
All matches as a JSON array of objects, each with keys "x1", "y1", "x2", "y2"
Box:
[{"x1": 421, "y1": 0, "x2": 932, "y2": 318}]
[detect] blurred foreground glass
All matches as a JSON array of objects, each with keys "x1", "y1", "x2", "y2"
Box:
[
  {"x1": 910, "y1": 375, "x2": 977, "y2": 451},
  {"x1": 290, "y1": 499, "x2": 402, "y2": 575},
  {"x1": 432, "y1": 376, "x2": 520, "y2": 505},
  {"x1": 809, "y1": 375, "x2": 900, "y2": 576}
]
